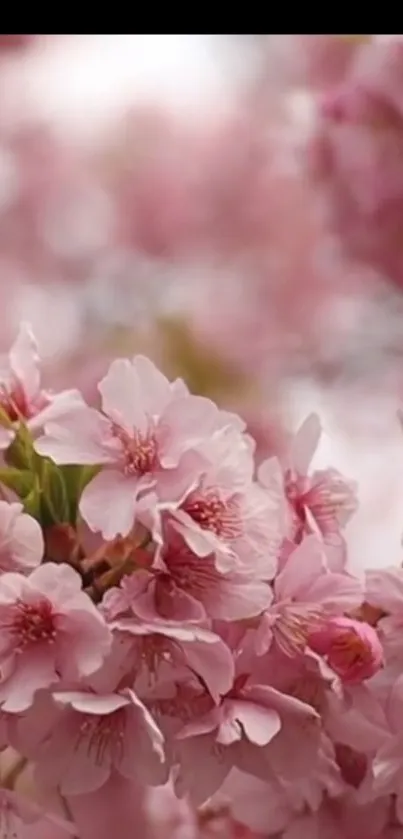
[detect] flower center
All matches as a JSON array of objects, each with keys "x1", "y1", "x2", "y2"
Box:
[
  {"x1": 163, "y1": 546, "x2": 218, "y2": 593},
  {"x1": 332, "y1": 631, "x2": 372, "y2": 668},
  {"x1": 112, "y1": 424, "x2": 158, "y2": 477},
  {"x1": 285, "y1": 468, "x2": 357, "y2": 542},
  {"x1": 76, "y1": 710, "x2": 126, "y2": 766},
  {"x1": 135, "y1": 635, "x2": 174, "y2": 679},
  {"x1": 0, "y1": 380, "x2": 29, "y2": 423},
  {"x1": 274, "y1": 605, "x2": 323, "y2": 657},
  {"x1": 182, "y1": 491, "x2": 242, "y2": 539},
  {"x1": 0, "y1": 380, "x2": 51, "y2": 423},
  {"x1": 11, "y1": 599, "x2": 57, "y2": 649}
]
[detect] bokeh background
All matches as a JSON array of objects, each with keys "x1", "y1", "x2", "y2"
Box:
[{"x1": 1, "y1": 33, "x2": 403, "y2": 576}]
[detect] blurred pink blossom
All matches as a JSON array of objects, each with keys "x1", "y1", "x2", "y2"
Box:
[{"x1": 307, "y1": 36, "x2": 403, "y2": 290}]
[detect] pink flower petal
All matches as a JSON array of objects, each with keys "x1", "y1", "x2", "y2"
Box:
[
  {"x1": 158, "y1": 395, "x2": 221, "y2": 466},
  {"x1": 28, "y1": 389, "x2": 86, "y2": 432},
  {"x1": 205, "y1": 574, "x2": 271, "y2": 621},
  {"x1": 183, "y1": 637, "x2": 235, "y2": 700},
  {"x1": 175, "y1": 733, "x2": 232, "y2": 805},
  {"x1": 9, "y1": 322, "x2": 40, "y2": 400},
  {"x1": 289, "y1": 413, "x2": 321, "y2": 475},
  {"x1": 36, "y1": 711, "x2": 110, "y2": 796},
  {"x1": 79, "y1": 471, "x2": 138, "y2": 538},
  {"x1": 54, "y1": 691, "x2": 128, "y2": 715},
  {"x1": 246, "y1": 684, "x2": 319, "y2": 721},
  {"x1": 35, "y1": 408, "x2": 113, "y2": 465},
  {"x1": 119, "y1": 689, "x2": 167, "y2": 785},
  {"x1": 55, "y1": 607, "x2": 111, "y2": 679},
  {"x1": 131, "y1": 355, "x2": 174, "y2": 414},
  {"x1": 274, "y1": 536, "x2": 324, "y2": 601},
  {"x1": 29, "y1": 562, "x2": 82, "y2": 599},
  {"x1": 67, "y1": 775, "x2": 152, "y2": 839},
  {"x1": 134, "y1": 572, "x2": 206, "y2": 623},
  {"x1": 0, "y1": 502, "x2": 43, "y2": 572},
  {"x1": 98, "y1": 359, "x2": 147, "y2": 433},
  {"x1": 0, "y1": 647, "x2": 57, "y2": 712},
  {"x1": 224, "y1": 699, "x2": 281, "y2": 746},
  {"x1": 177, "y1": 709, "x2": 221, "y2": 739},
  {"x1": 366, "y1": 567, "x2": 403, "y2": 612},
  {"x1": 306, "y1": 571, "x2": 363, "y2": 611}
]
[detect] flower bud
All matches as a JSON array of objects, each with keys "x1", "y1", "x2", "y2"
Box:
[{"x1": 309, "y1": 616, "x2": 383, "y2": 683}]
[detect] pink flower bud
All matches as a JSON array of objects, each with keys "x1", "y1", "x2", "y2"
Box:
[{"x1": 309, "y1": 616, "x2": 383, "y2": 683}]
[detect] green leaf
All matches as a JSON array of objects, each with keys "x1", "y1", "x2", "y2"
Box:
[
  {"x1": 80, "y1": 464, "x2": 101, "y2": 491},
  {"x1": 23, "y1": 480, "x2": 42, "y2": 520},
  {"x1": 0, "y1": 468, "x2": 35, "y2": 499},
  {"x1": 5, "y1": 422, "x2": 37, "y2": 470},
  {"x1": 1, "y1": 417, "x2": 100, "y2": 527},
  {"x1": 40, "y1": 460, "x2": 70, "y2": 526},
  {"x1": 0, "y1": 403, "x2": 13, "y2": 429},
  {"x1": 59, "y1": 464, "x2": 100, "y2": 524}
]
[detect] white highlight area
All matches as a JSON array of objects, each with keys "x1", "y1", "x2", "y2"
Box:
[{"x1": 3, "y1": 35, "x2": 255, "y2": 143}]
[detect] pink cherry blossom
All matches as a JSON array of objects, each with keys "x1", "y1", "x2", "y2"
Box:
[
  {"x1": 158, "y1": 433, "x2": 284, "y2": 576},
  {"x1": 111, "y1": 567, "x2": 208, "y2": 624},
  {"x1": 108, "y1": 615, "x2": 234, "y2": 703},
  {"x1": 0, "y1": 563, "x2": 111, "y2": 711},
  {"x1": 309, "y1": 616, "x2": 384, "y2": 684},
  {"x1": 151, "y1": 524, "x2": 271, "y2": 621},
  {"x1": 35, "y1": 356, "x2": 242, "y2": 540},
  {"x1": 33, "y1": 687, "x2": 167, "y2": 795},
  {"x1": 0, "y1": 502, "x2": 43, "y2": 573},
  {"x1": 0, "y1": 323, "x2": 84, "y2": 450},
  {"x1": 148, "y1": 676, "x2": 218, "y2": 740},
  {"x1": 105, "y1": 535, "x2": 271, "y2": 625},
  {"x1": 244, "y1": 644, "x2": 341, "y2": 721},
  {"x1": 259, "y1": 414, "x2": 357, "y2": 565},
  {"x1": 252, "y1": 536, "x2": 363, "y2": 657},
  {"x1": 174, "y1": 677, "x2": 321, "y2": 805}
]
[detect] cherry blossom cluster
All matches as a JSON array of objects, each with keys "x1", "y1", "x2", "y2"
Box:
[{"x1": 0, "y1": 323, "x2": 401, "y2": 839}]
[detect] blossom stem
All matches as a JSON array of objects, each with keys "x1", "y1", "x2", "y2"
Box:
[
  {"x1": 81, "y1": 541, "x2": 114, "y2": 574},
  {"x1": 84, "y1": 557, "x2": 134, "y2": 603}
]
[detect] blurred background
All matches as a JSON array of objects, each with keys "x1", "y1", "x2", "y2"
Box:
[{"x1": 1, "y1": 34, "x2": 403, "y2": 572}]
